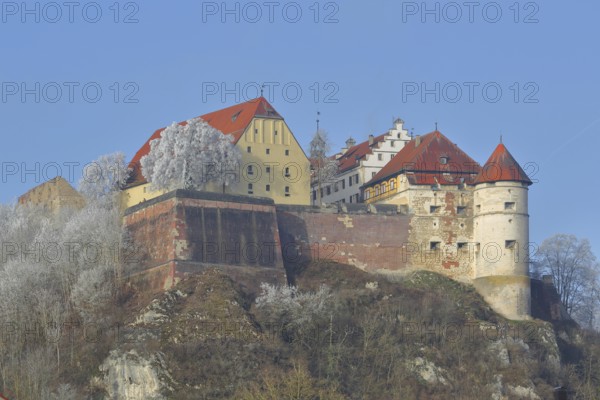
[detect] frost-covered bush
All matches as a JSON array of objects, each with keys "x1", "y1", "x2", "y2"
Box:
[
  {"x1": 140, "y1": 117, "x2": 242, "y2": 192},
  {"x1": 255, "y1": 283, "x2": 332, "y2": 330},
  {"x1": 78, "y1": 152, "x2": 130, "y2": 208}
]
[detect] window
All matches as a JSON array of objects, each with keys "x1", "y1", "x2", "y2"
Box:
[
  {"x1": 378, "y1": 154, "x2": 383, "y2": 161},
  {"x1": 372, "y1": 172, "x2": 376, "y2": 178},
  {"x1": 334, "y1": 182, "x2": 339, "y2": 192},
  {"x1": 285, "y1": 186, "x2": 290, "y2": 197},
  {"x1": 457, "y1": 242, "x2": 468, "y2": 250},
  {"x1": 247, "y1": 146, "x2": 252, "y2": 153},
  {"x1": 430, "y1": 205, "x2": 441, "y2": 214},
  {"x1": 365, "y1": 190, "x2": 370, "y2": 200},
  {"x1": 266, "y1": 184, "x2": 270, "y2": 192},
  {"x1": 285, "y1": 167, "x2": 290, "y2": 177},
  {"x1": 312, "y1": 190, "x2": 316, "y2": 200},
  {"x1": 341, "y1": 180, "x2": 345, "y2": 189},
  {"x1": 457, "y1": 206, "x2": 467, "y2": 215},
  {"x1": 349, "y1": 176, "x2": 353, "y2": 187},
  {"x1": 375, "y1": 187, "x2": 380, "y2": 196},
  {"x1": 505, "y1": 240, "x2": 516, "y2": 249},
  {"x1": 391, "y1": 140, "x2": 395, "y2": 147},
  {"x1": 349, "y1": 196, "x2": 352, "y2": 203},
  {"x1": 430, "y1": 241, "x2": 441, "y2": 250},
  {"x1": 505, "y1": 202, "x2": 516, "y2": 210},
  {"x1": 254, "y1": 128, "x2": 258, "y2": 134},
  {"x1": 274, "y1": 130, "x2": 278, "y2": 135},
  {"x1": 247, "y1": 165, "x2": 254, "y2": 175},
  {"x1": 326, "y1": 186, "x2": 331, "y2": 195},
  {"x1": 476, "y1": 204, "x2": 481, "y2": 212},
  {"x1": 355, "y1": 194, "x2": 360, "y2": 203},
  {"x1": 341, "y1": 198, "x2": 345, "y2": 203},
  {"x1": 355, "y1": 174, "x2": 359, "y2": 184},
  {"x1": 382, "y1": 183, "x2": 387, "y2": 192},
  {"x1": 391, "y1": 154, "x2": 394, "y2": 160},
  {"x1": 266, "y1": 148, "x2": 270, "y2": 155},
  {"x1": 248, "y1": 183, "x2": 253, "y2": 194},
  {"x1": 440, "y1": 156, "x2": 448, "y2": 165},
  {"x1": 390, "y1": 179, "x2": 396, "y2": 190},
  {"x1": 285, "y1": 149, "x2": 290, "y2": 156},
  {"x1": 320, "y1": 188, "x2": 323, "y2": 198},
  {"x1": 266, "y1": 166, "x2": 271, "y2": 174}
]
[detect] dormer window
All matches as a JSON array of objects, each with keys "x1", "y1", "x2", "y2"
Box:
[
  {"x1": 440, "y1": 156, "x2": 448, "y2": 165},
  {"x1": 231, "y1": 111, "x2": 241, "y2": 122}
]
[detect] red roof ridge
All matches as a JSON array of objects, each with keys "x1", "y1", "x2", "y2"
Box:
[
  {"x1": 474, "y1": 143, "x2": 532, "y2": 185},
  {"x1": 366, "y1": 130, "x2": 481, "y2": 186},
  {"x1": 336, "y1": 132, "x2": 389, "y2": 173}
]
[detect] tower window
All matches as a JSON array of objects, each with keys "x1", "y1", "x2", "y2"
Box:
[
  {"x1": 266, "y1": 184, "x2": 270, "y2": 192},
  {"x1": 430, "y1": 205, "x2": 441, "y2": 214},
  {"x1": 457, "y1": 206, "x2": 467, "y2": 215},
  {"x1": 266, "y1": 166, "x2": 271, "y2": 174},
  {"x1": 247, "y1": 165, "x2": 254, "y2": 175},
  {"x1": 254, "y1": 128, "x2": 258, "y2": 134},
  {"x1": 285, "y1": 186, "x2": 290, "y2": 197},
  {"x1": 285, "y1": 167, "x2": 290, "y2": 177},
  {"x1": 505, "y1": 240, "x2": 516, "y2": 249},
  {"x1": 266, "y1": 148, "x2": 270, "y2": 155},
  {"x1": 285, "y1": 149, "x2": 290, "y2": 156},
  {"x1": 505, "y1": 202, "x2": 516, "y2": 210},
  {"x1": 247, "y1": 146, "x2": 252, "y2": 153},
  {"x1": 274, "y1": 130, "x2": 278, "y2": 135},
  {"x1": 248, "y1": 183, "x2": 253, "y2": 194},
  {"x1": 430, "y1": 241, "x2": 441, "y2": 250}
]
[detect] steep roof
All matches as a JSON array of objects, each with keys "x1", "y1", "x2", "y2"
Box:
[
  {"x1": 126, "y1": 97, "x2": 282, "y2": 187},
  {"x1": 474, "y1": 143, "x2": 532, "y2": 185},
  {"x1": 366, "y1": 131, "x2": 481, "y2": 186},
  {"x1": 337, "y1": 134, "x2": 387, "y2": 173}
]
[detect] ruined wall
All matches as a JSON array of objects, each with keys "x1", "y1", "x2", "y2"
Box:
[
  {"x1": 276, "y1": 204, "x2": 411, "y2": 272},
  {"x1": 402, "y1": 186, "x2": 475, "y2": 282},
  {"x1": 123, "y1": 190, "x2": 285, "y2": 290},
  {"x1": 18, "y1": 176, "x2": 85, "y2": 213}
]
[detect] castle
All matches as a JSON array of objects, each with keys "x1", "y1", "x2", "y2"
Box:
[{"x1": 18, "y1": 97, "x2": 535, "y2": 321}]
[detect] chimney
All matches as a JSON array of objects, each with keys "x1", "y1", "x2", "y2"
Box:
[
  {"x1": 368, "y1": 134, "x2": 374, "y2": 145},
  {"x1": 415, "y1": 135, "x2": 421, "y2": 146}
]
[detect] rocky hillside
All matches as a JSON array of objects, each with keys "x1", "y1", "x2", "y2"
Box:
[{"x1": 86, "y1": 262, "x2": 599, "y2": 399}]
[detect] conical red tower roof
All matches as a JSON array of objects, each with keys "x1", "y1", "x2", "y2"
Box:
[{"x1": 474, "y1": 143, "x2": 532, "y2": 185}]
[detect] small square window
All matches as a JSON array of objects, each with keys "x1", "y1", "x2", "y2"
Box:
[
  {"x1": 266, "y1": 184, "x2": 270, "y2": 192},
  {"x1": 430, "y1": 205, "x2": 441, "y2": 214},
  {"x1": 457, "y1": 206, "x2": 467, "y2": 215},
  {"x1": 505, "y1": 202, "x2": 516, "y2": 210},
  {"x1": 430, "y1": 241, "x2": 441, "y2": 250},
  {"x1": 266, "y1": 148, "x2": 270, "y2": 155},
  {"x1": 247, "y1": 146, "x2": 252, "y2": 153},
  {"x1": 505, "y1": 240, "x2": 516, "y2": 249}
]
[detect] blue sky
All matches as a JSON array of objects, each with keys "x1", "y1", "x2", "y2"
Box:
[{"x1": 1, "y1": 0, "x2": 599, "y2": 256}]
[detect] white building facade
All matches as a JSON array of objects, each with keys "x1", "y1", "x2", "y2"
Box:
[{"x1": 311, "y1": 119, "x2": 411, "y2": 205}]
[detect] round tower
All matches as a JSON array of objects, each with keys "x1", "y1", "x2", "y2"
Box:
[{"x1": 472, "y1": 143, "x2": 533, "y2": 320}]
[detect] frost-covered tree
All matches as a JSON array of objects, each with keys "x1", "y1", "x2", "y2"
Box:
[
  {"x1": 140, "y1": 118, "x2": 242, "y2": 192},
  {"x1": 309, "y1": 129, "x2": 337, "y2": 205},
  {"x1": 534, "y1": 234, "x2": 600, "y2": 328},
  {"x1": 78, "y1": 152, "x2": 130, "y2": 208}
]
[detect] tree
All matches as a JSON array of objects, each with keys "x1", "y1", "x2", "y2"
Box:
[
  {"x1": 309, "y1": 130, "x2": 337, "y2": 206},
  {"x1": 534, "y1": 234, "x2": 600, "y2": 328},
  {"x1": 78, "y1": 152, "x2": 130, "y2": 208},
  {"x1": 140, "y1": 118, "x2": 242, "y2": 192}
]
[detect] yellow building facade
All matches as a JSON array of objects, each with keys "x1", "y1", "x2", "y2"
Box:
[{"x1": 122, "y1": 97, "x2": 310, "y2": 208}]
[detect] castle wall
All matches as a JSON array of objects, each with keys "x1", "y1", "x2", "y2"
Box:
[
  {"x1": 276, "y1": 204, "x2": 411, "y2": 272},
  {"x1": 123, "y1": 190, "x2": 286, "y2": 290}
]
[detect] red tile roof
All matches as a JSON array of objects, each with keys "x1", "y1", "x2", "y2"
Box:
[
  {"x1": 474, "y1": 143, "x2": 532, "y2": 185},
  {"x1": 337, "y1": 134, "x2": 387, "y2": 173},
  {"x1": 126, "y1": 97, "x2": 282, "y2": 187},
  {"x1": 366, "y1": 131, "x2": 481, "y2": 186}
]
